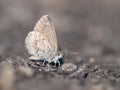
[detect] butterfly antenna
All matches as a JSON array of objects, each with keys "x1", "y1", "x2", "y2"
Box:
[{"x1": 61, "y1": 51, "x2": 80, "y2": 55}]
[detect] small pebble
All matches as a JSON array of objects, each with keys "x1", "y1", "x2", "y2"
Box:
[
  {"x1": 59, "y1": 63, "x2": 77, "y2": 74},
  {"x1": 89, "y1": 57, "x2": 96, "y2": 63},
  {"x1": 18, "y1": 66, "x2": 34, "y2": 77}
]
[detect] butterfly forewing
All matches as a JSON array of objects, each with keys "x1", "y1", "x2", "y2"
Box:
[
  {"x1": 25, "y1": 15, "x2": 58, "y2": 62},
  {"x1": 34, "y1": 15, "x2": 58, "y2": 51}
]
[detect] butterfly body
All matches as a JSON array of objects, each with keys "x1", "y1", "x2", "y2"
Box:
[{"x1": 25, "y1": 15, "x2": 63, "y2": 67}]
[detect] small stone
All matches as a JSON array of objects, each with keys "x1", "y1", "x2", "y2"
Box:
[
  {"x1": 89, "y1": 57, "x2": 96, "y2": 63},
  {"x1": 18, "y1": 66, "x2": 34, "y2": 77},
  {"x1": 68, "y1": 67, "x2": 88, "y2": 78},
  {"x1": 59, "y1": 63, "x2": 77, "y2": 74}
]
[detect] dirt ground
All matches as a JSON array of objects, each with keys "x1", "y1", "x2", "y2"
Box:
[{"x1": 0, "y1": 0, "x2": 120, "y2": 90}]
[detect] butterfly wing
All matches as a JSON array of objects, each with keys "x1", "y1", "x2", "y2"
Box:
[
  {"x1": 25, "y1": 15, "x2": 58, "y2": 62},
  {"x1": 34, "y1": 15, "x2": 58, "y2": 52}
]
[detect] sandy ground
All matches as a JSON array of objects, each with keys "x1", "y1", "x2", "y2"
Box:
[{"x1": 0, "y1": 0, "x2": 120, "y2": 90}]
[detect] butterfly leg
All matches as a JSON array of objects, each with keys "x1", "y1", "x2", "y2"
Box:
[
  {"x1": 30, "y1": 59, "x2": 48, "y2": 66},
  {"x1": 53, "y1": 60, "x2": 60, "y2": 67},
  {"x1": 42, "y1": 60, "x2": 48, "y2": 66},
  {"x1": 57, "y1": 60, "x2": 61, "y2": 67},
  {"x1": 50, "y1": 57, "x2": 64, "y2": 67}
]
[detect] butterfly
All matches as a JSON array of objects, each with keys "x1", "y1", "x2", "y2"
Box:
[{"x1": 25, "y1": 15, "x2": 63, "y2": 67}]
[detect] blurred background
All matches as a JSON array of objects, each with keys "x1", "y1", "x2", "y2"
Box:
[
  {"x1": 1, "y1": 0, "x2": 120, "y2": 58},
  {"x1": 1, "y1": 0, "x2": 120, "y2": 90}
]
